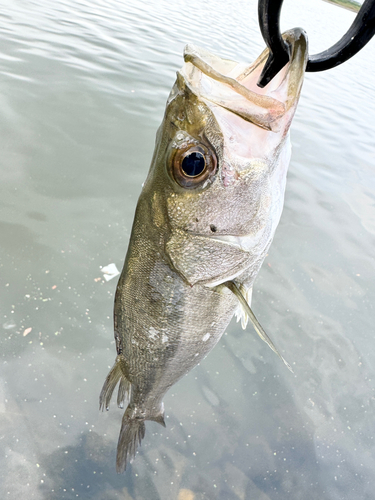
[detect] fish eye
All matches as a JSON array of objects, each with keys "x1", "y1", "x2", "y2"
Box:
[
  {"x1": 181, "y1": 152, "x2": 206, "y2": 177},
  {"x1": 171, "y1": 143, "x2": 217, "y2": 189}
]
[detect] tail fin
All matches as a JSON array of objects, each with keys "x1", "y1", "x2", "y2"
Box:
[
  {"x1": 116, "y1": 403, "x2": 166, "y2": 473},
  {"x1": 116, "y1": 413, "x2": 146, "y2": 473},
  {"x1": 99, "y1": 355, "x2": 131, "y2": 411}
]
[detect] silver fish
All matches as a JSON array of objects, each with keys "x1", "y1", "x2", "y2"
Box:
[{"x1": 100, "y1": 28, "x2": 308, "y2": 472}]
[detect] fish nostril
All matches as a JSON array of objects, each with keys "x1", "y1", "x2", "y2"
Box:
[{"x1": 210, "y1": 224, "x2": 217, "y2": 233}]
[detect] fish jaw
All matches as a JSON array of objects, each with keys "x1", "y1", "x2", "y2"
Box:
[{"x1": 183, "y1": 28, "x2": 307, "y2": 132}]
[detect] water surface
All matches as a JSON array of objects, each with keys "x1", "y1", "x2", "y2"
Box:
[{"x1": 1, "y1": 0, "x2": 375, "y2": 498}]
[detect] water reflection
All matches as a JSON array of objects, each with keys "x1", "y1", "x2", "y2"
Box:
[{"x1": 1, "y1": 0, "x2": 375, "y2": 498}]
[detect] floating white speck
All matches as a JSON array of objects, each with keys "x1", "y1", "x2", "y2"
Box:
[
  {"x1": 202, "y1": 333, "x2": 210, "y2": 342},
  {"x1": 162, "y1": 333, "x2": 169, "y2": 343},
  {"x1": 23, "y1": 327, "x2": 32, "y2": 337},
  {"x1": 101, "y1": 263, "x2": 120, "y2": 281}
]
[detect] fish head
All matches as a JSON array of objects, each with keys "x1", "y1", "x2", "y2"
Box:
[{"x1": 141, "y1": 28, "x2": 308, "y2": 287}]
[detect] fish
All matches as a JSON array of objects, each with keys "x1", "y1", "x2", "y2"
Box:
[{"x1": 100, "y1": 28, "x2": 308, "y2": 473}]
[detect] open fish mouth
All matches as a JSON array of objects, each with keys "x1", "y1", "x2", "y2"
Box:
[{"x1": 181, "y1": 28, "x2": 307, "y2": 133}]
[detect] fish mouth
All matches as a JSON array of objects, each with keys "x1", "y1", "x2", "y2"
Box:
[{"x1": 181, "y1": 28, "x2": 308, "y2": 133}]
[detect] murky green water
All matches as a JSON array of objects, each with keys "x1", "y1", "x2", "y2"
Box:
[{"x1": 1, "y1": 0, "x2": 375, "y2": 498}]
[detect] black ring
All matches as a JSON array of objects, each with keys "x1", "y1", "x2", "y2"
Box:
[{"x1": 257, "y1": 0, "x2": 375, "y2": 88}]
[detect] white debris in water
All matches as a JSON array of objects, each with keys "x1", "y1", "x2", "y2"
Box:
[
  {"x1": 162, "y1": 333, "x2": 169, "y2": 343},
  {"x1": 23, "y1": 327, "x2": 32, "y2": 337},
  {"x1": 101, "y1": 263, "x2": 120, "y2": 281},
  {"x1": 202, "y1": 333, "x2": 210, "y2": 342},
  {"x1": 3, "y1": 321, "x2": 16, "y2": 330}
]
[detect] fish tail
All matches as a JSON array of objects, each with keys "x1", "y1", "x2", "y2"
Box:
[
  {"x1": 149, "y1": 402, "x2": 166, "y2": 427},
  {"x1": 116, "y1": 411, "x2": 146, "y2": 473},
  {"x1": 99, "y1": 355, "x2": 130, "y2": 411},
  {"x1": 116, "y1": 403, "x2": 166, "y2": 472}
]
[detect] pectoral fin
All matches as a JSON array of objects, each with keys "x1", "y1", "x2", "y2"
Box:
[{"x1": 224, "y1": 281, "x2": 293, "y2": 373}]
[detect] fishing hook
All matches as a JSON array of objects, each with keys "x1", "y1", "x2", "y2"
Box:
[{"x1": 257, "y1": 0, "x2": 375, "y2": 87}]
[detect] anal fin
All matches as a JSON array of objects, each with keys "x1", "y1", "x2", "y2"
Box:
[{"x1": 99, "y1": 355, "x2": 131, "y2": 411}]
